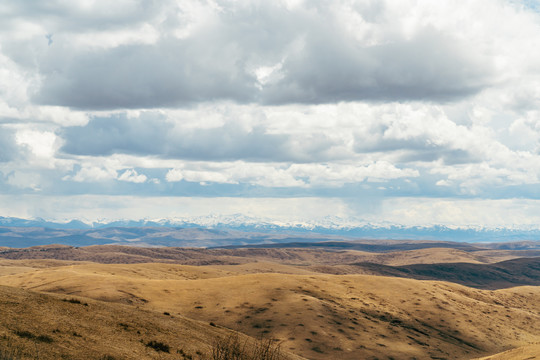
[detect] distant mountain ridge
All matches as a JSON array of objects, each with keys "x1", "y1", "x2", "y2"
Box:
[{"x1": 1, "y1": 216, "x2": 540, "y2": 244}]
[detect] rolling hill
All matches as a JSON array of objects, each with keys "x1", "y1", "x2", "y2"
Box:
[
  {"x1": 0, "y1": 256, "x2": 539, "y2": 359},
  {"x1": 0, "y1": 284, "x2": 302, "y2": 360}
]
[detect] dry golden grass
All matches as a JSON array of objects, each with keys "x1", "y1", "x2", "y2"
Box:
[
  {"x1": 207, "y1": 247, "x2": 496, "y2": 266},
  {"x1": 472, "y1": 343, "x2": 540, "y2": 359},
  {"x1": 4, "y1": 244, "x2": 533, "y2": 267},
  {"x1": 0, "y1": 284, "x2": 302, "y2": 360},
  {"x1": 1, "y1": 259, "x2": 539, "y2": 359}
]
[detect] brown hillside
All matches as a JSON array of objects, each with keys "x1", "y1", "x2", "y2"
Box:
[
  {"x1": 1, "y1": 261, "x2": 538, "y2": 360},
  {"x1": 0, "y1": 284, "x2": 302, "y2": 360},
  {"x1": 2, "y1": 244, "x2": 539, "y2": 268},
  {"x1": 472, "y1": 343, "x2": 540, "y2": 359}
]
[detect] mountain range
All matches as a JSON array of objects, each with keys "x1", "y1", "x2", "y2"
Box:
[{"x1": 1, "y1": 216, "x2": 540, "y2": 247}]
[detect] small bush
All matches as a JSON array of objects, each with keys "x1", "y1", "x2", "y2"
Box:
[
  {"x1": 13, "y1": 331, "x2": 33, "y2": 340},
  {"x1": 62, "y1": 298, "x2": 88, "y2": 306},
  {"x1": 36, "y1": 335, "x2": 53, "y2": 343},
  {"x1": 146, "y1": 340, "x2": 170, "y2": 353},
  {"x1": 13, "y1": 331, "x2": 53, "y2": 343}
]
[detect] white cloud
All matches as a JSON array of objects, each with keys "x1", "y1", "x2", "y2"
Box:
[
  {"x1": 67, "y1": 165, "x2": 116, "y2": 182},
  {"x1": 166, "y1": 167, "x2": 235, "y2": 185},
  {"x1": 165, "y1": 168, "x2": 183, "y2": 182},
  {"x1": 15, "y1": 130, "x2": 58, "y2": 160},
  {"x1": 117, "y1": 169, "x2": 147, "y2": 183},
  {"x1": 6, "y1": 171, "x2": 42, "y2": 190}
]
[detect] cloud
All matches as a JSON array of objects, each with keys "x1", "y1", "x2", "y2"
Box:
[
  {"x1": 163, "y1": 160, "x2": 418, "y2": 188},
  {"x1": 34, "y1": 39, "x2": 257, "y2": 109},
  {"x1": 15, "y1": 130, "x2": 57, "y2": 159},
  {"x1": 6, "y1": 171, "x2": 42, "y2": 190},
  {"x1": 60, "y1": 111, "x2": 340, "y2": 162},
  {"x1": 352, "y1": 105, "x2": 484, "y2": 165},
  {"x1": 0, "y1": 0, "x2": 507, "y2": 110},
  {"x1": 0, "y1": 127, "x2": 18, "y2": 162},
  {"x1": 2, "y1": 0, "x2": 540, "y2": 229},
  {"x1": 118, "y1": 169, "x2": 147, "y2": 183},
  {"x1": 66, "y1": 165, "x2": 117, "y2": 183},
  {"x1": 261, "y1": 26, "x2": 491, "y2": 105}
]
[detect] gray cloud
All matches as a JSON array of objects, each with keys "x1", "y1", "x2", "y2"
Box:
[
  {"x1": 60, "y1": 113, "x2": 339, "y2": 162},
  {"x1": 398, "y1": 148, "x2": 480, "y2": 165},
  {"x1": 0, "y1": 128, "x2": 18, "y2": 162},
  {"x1": 261, "y1": 27, "x2": 490, "y2": 105},
  {"x1": 60, "y1": 113, "x2": 171, "y2": 156},
  {"x1": 35, "y1": 39, "x2": 257, "y2": 109},
  {"x1": 354, "y1": 127, "x2": 480, "y2": 165},
  {"x1": 13, "y1": 1, "x2": 494, "y2": 109},
  {"x1": 0, "y1": 0, "x2": 160, "y2": 32}
]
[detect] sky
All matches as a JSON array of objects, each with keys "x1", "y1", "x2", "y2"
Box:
[{"x1": 1, "y1": 0, "x2": 540, "y2": 229}]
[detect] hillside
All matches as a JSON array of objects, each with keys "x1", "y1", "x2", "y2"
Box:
[
  {"x1": 472, "y1": 343, "x2": 540, "y2": 359},
  {"x1": 0, "y1": 259, "x2": 539, "y2": 360},
  {"x1": 2, "y1": 245, "x2": 540, "y2": 288},
  {"x1": 347, "y1": 257, "x2": 540, "y2": 289},
  {"x1": 0, "y1": 284, "x2": 302, "y2": 360}
]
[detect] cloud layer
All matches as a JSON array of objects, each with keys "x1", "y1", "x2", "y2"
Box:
[
  {"x1": 3, "y1": 0, "x2": 499, "y2": 109},
  {"x1": 1, "y1": 0, "x2": 540, "y2": 227}
]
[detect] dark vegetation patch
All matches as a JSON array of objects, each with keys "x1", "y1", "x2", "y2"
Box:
[
  {"x1": 350, "y1": 258, "x2": 540, "y2": 289},
  {"x1": 13, "y1": 330, "x2": 53, "y2": 343},
  {"x1": 62, "y1": 298, "x2": 88, "y2": 306},
  {"x1": 145, "y1": 340, "x2": 170, "y2": 353}
]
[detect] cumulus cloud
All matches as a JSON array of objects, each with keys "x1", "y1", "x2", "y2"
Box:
[
  {"x1": 117, "y1": 169, "x2": 147, "y2": 183},
  {"x1": 0, "y1": 127, "x2": 18, "y2": 162},
  {"x1": 352, "y1": 104, "x2": 484, "y2": 164},
  {"x1": 0, "y1": 0, "x2": 509, "y2": 109},
  {"x1": 60, "y1": 111, "x2": 341, "y2": 162},
  {"x1": 261, "y1": 27, "x2": 490, "y2": 104},
  {"x1": 163, "y1": 160, "x2": 418, "y2": 188},
  {"x1": 66, "y1": 165, "x2": 117, "y2": 183}
]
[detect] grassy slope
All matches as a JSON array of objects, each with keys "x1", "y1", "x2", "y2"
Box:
[
  {"x1": 1, "y1": 261, "x2": 539, "y2": 360},
  {"x1": 472, "y1": 343, "x2": 540, "y2": 359},
  {"x1": 0, "y1": 285, "x2": 253, "y2": 360},
  {"x1": 2, "y1": 245, "x2": 539, "y2": 266}
]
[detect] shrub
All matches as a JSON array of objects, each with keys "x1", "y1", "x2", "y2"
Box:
[
  {"x1": 35, "y1": 335, "x2": 53, "y2": 343},
  {"x1": 145, "y1": 340, "x2": 170, "y2": 353},
  {"x1": 62, "y1": 298, "x2": 88, "y2": 306},
  {"x1": 13, "y1": 331, "x2": 53, "y2": 343}
]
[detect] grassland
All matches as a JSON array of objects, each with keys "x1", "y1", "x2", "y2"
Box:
[{"x1": 0, "y1": 245, "x2": 539, "y2": 359}]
